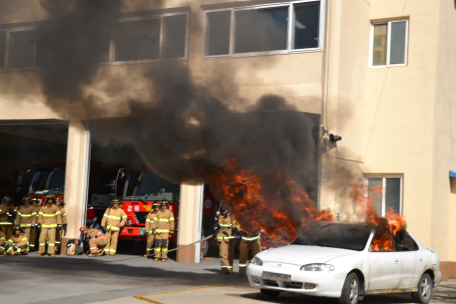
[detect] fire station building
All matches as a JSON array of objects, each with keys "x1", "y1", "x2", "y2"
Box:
[{"x1": 0, "y1": 0, "x2": 455, "y2": 278}]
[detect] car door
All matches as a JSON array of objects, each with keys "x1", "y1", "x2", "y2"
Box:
[
  {"x1": 396, "y1": 236, "x2": 421, "y2": 288},
  {"x1": 367, "y1": 250, "x2": 402, "y2": 290}
]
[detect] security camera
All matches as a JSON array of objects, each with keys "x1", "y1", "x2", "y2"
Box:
[{"x1": 329, "y1": 134, "x2": 342, "y2": 142}]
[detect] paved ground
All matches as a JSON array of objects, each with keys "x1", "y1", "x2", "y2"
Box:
[{"x1": 0, "y1": 252, "x2": 455, "y2": 304}]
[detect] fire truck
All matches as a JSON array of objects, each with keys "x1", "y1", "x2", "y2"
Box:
[
  {"x1": 27, "y1": 159, "x2": 121, "y2": 227},
  {"x1": 118, "y1": 166, "x2": 218, "y2": 257}
]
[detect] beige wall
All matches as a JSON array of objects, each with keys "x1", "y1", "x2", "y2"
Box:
[{"x1": 1, "y1": 0, "x2": 455, "y2": 263}]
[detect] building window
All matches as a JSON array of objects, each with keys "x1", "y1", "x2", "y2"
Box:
[
  {"x1": 114, "y1": 13, "x2": 188, "y2": 63},
  {"x1": 366, "y1": 176, "x2": 403, "y2": 216},
  {"x1": 9, "y1": 29, "x2": 51, "y2": 69},
  {"x1": 203, "y1": 0, "x2": 324, "y2": 58},
  {"x1": 370, "y1": 19, "x2": 408, "y2": 67}
]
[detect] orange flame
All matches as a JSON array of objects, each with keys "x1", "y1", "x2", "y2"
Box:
[
  {"x1": 204, "y1": 158, "x2": 406, "y2": 248},
  {"x1": 350, "y1": 184, "x2": 406, "y2": 251},
  {"x1": 203, "y1": 158, "x2": 335, "y2": 242}
]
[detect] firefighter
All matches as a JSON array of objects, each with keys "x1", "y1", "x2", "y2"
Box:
[
  {"x1": 5, "y1": 225, "x2": 29, "y2": 255},
  {"x1": 0, "y1": 195, "x2": 16, "y2": 237},
  {"x1": 144, "y1": 202, "x2": 160, "y2": 258},
  {"x1": 238, "y1": 228, "x2": 262, "y2": 277},
  {"x1": 55, "y1": 197, "x2": 67, "y2": 252},
  {"x1": 80, "y1": 225, "x2": 108, "y2": 257},
  {"x1": 153, "y1": 201, "x2": 175, "y2": 262},
  {"x1": 29, "y1": 197, "x2": 41, "y2": 251},
  {"x1": 14, "y1": 196, "x2": 36, "y2": 240},
  {"x1": 214, "y1": 205, "x2": 237, "y2": 274},
  {"x1": 0, "y1": 227, "x2": 5, "y2": 255},
  {"x1": 37, "y1": 195, "x2": 62, "y2": 257},
  {"x1": 101, "y1": 198, "x2": 127, "y2": 255}
]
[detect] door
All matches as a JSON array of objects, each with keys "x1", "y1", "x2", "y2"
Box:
[
  {"x1": 398, "y1": 250, "x2": 421, "y2": 288},
  {"x1": 367, "y1": 251, "x2": 402, "y2": 290}
]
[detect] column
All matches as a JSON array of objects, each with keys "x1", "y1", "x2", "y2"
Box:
[
  {"x1": 60, "y1": 119, "x2": 91, "y2": 253},
  {"x1": 176, "y1": 184, "x2": 204, "y2": 263}
]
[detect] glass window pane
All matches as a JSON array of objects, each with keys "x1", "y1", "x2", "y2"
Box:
[
  {"x1": 163, "y1": 14, "x2": 187, "y2": 59},
  {"x1": 0, "y1": 31, "x2": 6, "y2": 69},
  {"x1": 35, "y1": 29, "x2": 50, "y2": 67},
  {"x1": 389, "y1": 21, "x2": 406, "y2": 65},
  {"x1": 385, "y1": 178, "x2": 401, "y2": 214},
  {"x1": 206, "y1": 11, "x2": 231, "y2": 56},
  {"x1": 115, "y1": 18, "x2": 161, "y2": 61},
  {"x1": 50, "y1": 27, "x2": 70, "y2": 66},
  {"x1": 293, "y1": 2, "x2": 320, "y2": 49},
  {"x1": 234, "y1": 7, "x2": 288, "y2": 53},
  {"x1": 368, "y1": 178, "x2": 383, "y2": 215},
  {"x1": 372, "y1": 24, "x2": 387, "y2": 66},
  {"x1": 10, "y1": 30, "x2": 35, "y2": 68}
]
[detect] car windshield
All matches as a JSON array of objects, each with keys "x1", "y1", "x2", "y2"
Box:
[
  {"x1": 123, "y1": 171, "x2": 180, "y2": 200},
  {"x1": 29, "y1": 169, "x2": 65, "y2": 195},
  {"x1": 291, "y1": 223, "x2": 373, "y2": 251}
]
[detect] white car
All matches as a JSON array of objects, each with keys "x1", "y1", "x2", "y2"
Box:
[{"x1": 247, "y1": 222, "x2": 441, "y2": 304}]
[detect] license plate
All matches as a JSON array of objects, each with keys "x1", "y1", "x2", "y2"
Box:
[
  {"x1": 262, "y1": 271, "x2": 291, "y2": 282},
  {"x1": 140, "y1": 227, "x2": 146, "y2": 235}
]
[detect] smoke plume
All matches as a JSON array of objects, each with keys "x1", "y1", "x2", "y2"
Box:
[{"x1": 36, "y1": 0, "x2": 321, "y2": 238}]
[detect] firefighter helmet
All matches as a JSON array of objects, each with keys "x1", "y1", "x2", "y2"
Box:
[
  {"x1": 161, "y1": 200, "x2": 169, "y2": 208},
  {"x1": 152, "y1": 202, "x2": 160, "y2": 208},
  {"x1": 1, "y1": 195, "x2": 12, "y2": 204},
  {"x1": 111, "y1": 198, "x2": 121, "y2": 205},
  {"x1": 31, "y1": 197, "x2": 40, "y2": 205},
  {"x1": 55, "y1": 196, "x2": 65, "y2": 206},
  {"x1": 45, "y1": 195, "x2": 55, "y2": 204},
  {"x1": 79, "y1": 225, "x2": 88, "y2": 232},
  {"x1": 22, "y1": 196, "x2": 31, "y2": 203},
  {"x1": 12, "y1": 225, "x2": 23, "y2": 233}
]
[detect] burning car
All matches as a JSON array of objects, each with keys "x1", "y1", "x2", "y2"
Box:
[{"x1": 247, "y1": 222, "x2": 441, "y2": 304}]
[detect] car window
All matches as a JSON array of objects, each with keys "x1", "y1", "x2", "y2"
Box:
[
  {"x1": 291, "y1": 223, "x2": 373, "y2": 251},
  {"x1": 394, "y1": 230, "x2": 419, "y2": 252}
]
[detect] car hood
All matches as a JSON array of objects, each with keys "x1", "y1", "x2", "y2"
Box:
[{"x1": 259, "y1": 245, "x2": 359, "y2": 265}]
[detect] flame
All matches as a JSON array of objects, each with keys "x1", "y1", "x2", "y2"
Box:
[
  {"x1": 204, "y1": 158, "x2": 406, "y2": 248},
  {"x1": 203, "y1": 158, "x2": 335, "y2": 242},
  {"x1": 350, "y1": 184, "x2": 406, "y2": 251}
]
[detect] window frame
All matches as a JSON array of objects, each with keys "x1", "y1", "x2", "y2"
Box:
[
  {"x1": 369, "y1": 19, "x2": 409, "y2": 68},
  {"x1": 111, "y1": 11, "x2": 190, "y2": 66},
  {"x1": 0, "y1": 25, "x2": 53, "y2": 72},
  {"x1": 202, "y1": 0, "x2": 325, "y2": 59},
  {"x1": 364, "y1": 175, "x2": 404, "y2": 216}
]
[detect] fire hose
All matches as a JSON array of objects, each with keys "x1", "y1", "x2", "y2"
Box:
[{"x1": 160, "y1": 233, "x2": 214, "y2": 253}]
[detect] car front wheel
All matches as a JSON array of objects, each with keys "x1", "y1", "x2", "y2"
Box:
[
  {"x1": 339, "y1": 273, "x2": 359, "y2": 304},
  {"x1": 412, "y1": 273, "x2": 433, "y2": 304},
  {"x1": 259, "y1": 289, "x2": 280, "y2": 299}
]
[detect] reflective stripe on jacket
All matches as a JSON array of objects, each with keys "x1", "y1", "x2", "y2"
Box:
[
  {"x1": 216, "y1": 214, "x2": 238, "y2": 241},
  {"x1": 101, "y1": 207, "x2": 127, "y2": 231},
  {"x1": 145, "y1": 211, "x2": 158, "y2": 233},
  {"x1": 87, "y1": 228, "x2": 107, "y2": 240},
  {"x1": 59, "y1": 207, "x2": 67, "y2": 224},
  {"x1": 38, "y1": 204, "x2": 62, "y2": 228},
  {"x1": 0, "y1": 203, "x2": 16, "y2": 225},
  {"x1": 153, "y1": 209, "x2": 175, "y2": 234},
  {"x1": 15, "y1": 205, "x2": 37, "y2": 227},
  {"x1": 7, "y1": 233, "x2": 29, "y2": 248}
]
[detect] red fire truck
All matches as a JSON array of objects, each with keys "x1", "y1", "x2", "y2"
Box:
[{"x1": 119, "y1": 165, "x2": 180, "y2": 242}]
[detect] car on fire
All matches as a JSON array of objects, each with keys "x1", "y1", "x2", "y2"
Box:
[{"x1": 247, "y1": 222, "x2": 441, "y2": 304}]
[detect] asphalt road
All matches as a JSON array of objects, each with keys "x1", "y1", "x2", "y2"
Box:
[{"x1": 0, "y1": 252, "x2": 455, "y2": 304}]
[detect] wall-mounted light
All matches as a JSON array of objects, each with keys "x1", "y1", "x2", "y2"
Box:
[{"x1": 329, "y1": 134, "x2": 342, "y2": 142}]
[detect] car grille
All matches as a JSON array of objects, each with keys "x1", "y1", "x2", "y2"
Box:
[
  {"x1": 262, "y1": 280, "x2": 279, "y2": 287},
  {"x1": 284, "y1": 282, "x2": 303, "y2": 289},
  {"x1": 134, "y1": 212, "x2": 149, "y2": 224}
]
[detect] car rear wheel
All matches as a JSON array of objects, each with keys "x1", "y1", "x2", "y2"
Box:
[
  {"x1": 339, "y1": 273, "x2": 359, "y2": 304},
  {"x1": 411, "y1": 273, "x2": 433, "y2": 304},
  {"x1": 260, "y1": 289, "x2": 280, "y2": 299}
]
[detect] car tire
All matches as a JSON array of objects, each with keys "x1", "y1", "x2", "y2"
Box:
[
  {"x1": 260, "y1": 289, "x2": 280, "y2": 299},
  {"x1": 339, "y1": 273, "x2": 359, "y2": 304},
  {"x1": 411, "y1": 273, "x2": 433, "y2": 304}
]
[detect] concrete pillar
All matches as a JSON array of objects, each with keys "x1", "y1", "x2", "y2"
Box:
[
  {"x1": 61, "y1": 119, "x2": 91, "y2": 253},
  {"x1": 176, "y1": 184, "x2": 204, "y2": 263}
]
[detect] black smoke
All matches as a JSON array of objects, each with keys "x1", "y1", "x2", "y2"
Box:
[{"x1": 35, "y1": 1, "x2": 319, "y2": 232}]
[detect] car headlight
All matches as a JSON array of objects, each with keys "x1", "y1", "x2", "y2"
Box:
[
  {"x1": 251, "y1": 256, "x2": 263, "y2": 266},
  {"x1": 300, "y1": 263, "x2": 334, "y2": 271}
]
